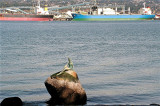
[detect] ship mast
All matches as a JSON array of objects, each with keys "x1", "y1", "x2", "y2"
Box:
[
  {"x1": 38, "y1": 0, "x2": 41, "y2": 7},
  {"x1": 94, "y1": 0, "x2": 97, "y2": 5},
  {"x1": 143, "y1": 2, "x2": 146, "y2": 8},
  {"x1": 90, "y1": 0, "x2": 97, "y2": 6}
]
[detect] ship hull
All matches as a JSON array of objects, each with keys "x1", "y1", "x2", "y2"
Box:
[
  {"x1": 72, "y1": 14, "x2": 155, "y2": 21},
  {"x1": 0, "y1": 14, "x2": 53, "y2": 21}
]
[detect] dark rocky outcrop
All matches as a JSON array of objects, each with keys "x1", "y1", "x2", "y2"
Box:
[
  {"x1": 1, "y1": 97, "x2": 23, "y2": 106},
  {"x1": 44, "y1": 58, "x2": 87, "y2": 105}
]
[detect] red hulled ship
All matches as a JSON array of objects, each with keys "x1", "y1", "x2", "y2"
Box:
[{"x1": 0, "y1": 1, "x2": 54, "y2": 21}]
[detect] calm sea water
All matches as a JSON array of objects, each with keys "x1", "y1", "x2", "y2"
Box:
[{"x1": 0, "y1": 21, "x2": 160, "y2": 105}]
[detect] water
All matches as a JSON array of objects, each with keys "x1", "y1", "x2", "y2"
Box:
[{"x1": 0, "y1": 21, "x2": 160, "y2": 105}]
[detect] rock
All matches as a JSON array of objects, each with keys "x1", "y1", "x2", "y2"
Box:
[
  {"x1": 1, "y1": 97, "x2": 23, "y2": 106},
  {"x1": 44, "y1": 58, "x2": 87, "y2": 105}
]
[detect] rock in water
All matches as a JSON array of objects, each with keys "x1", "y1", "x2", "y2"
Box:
[
  {"x1": 1, "y1": 97, "x2": 23, "y2": 106},
  {"x1": 44, "y1": 58, "x2": 87, "y2": 105}
]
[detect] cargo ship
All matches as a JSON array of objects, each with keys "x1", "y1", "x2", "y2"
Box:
[
  {"x1": 72, "y1": 14, "x2": 155, "y2": 21},
  {"x1": 72, "y1": 2, "x2": 155, "y2": 21},
  {"x1": 0, "y1": 1, "x2": 53, "y2": 21}
]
